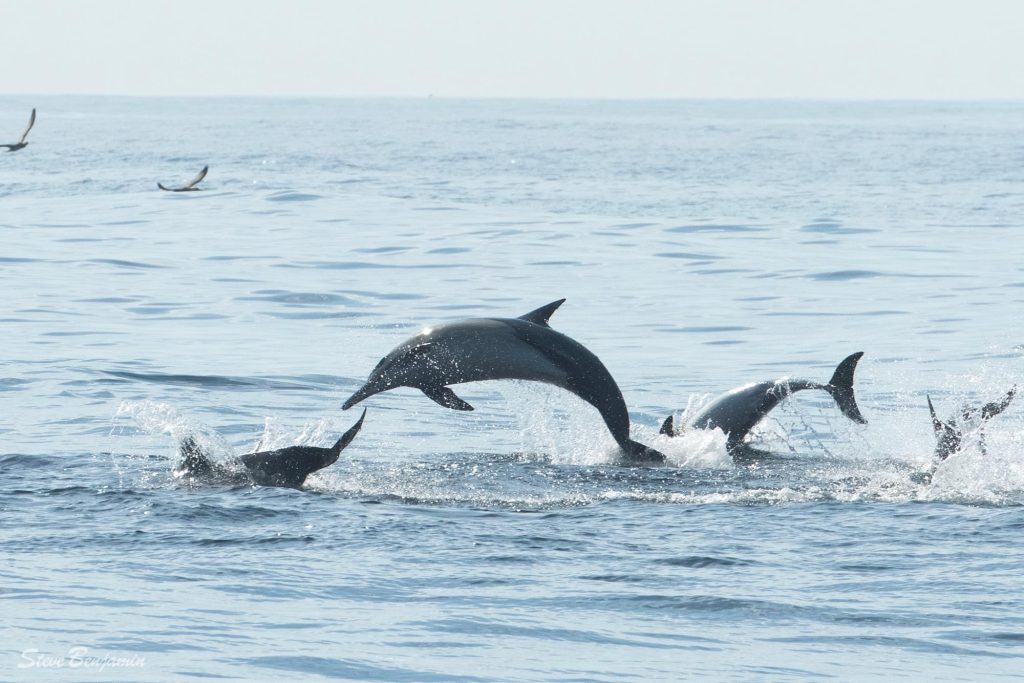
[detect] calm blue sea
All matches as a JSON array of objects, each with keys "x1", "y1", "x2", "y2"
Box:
[{"x1": 2, "y1": 97, "x2": 1023, "y2": 681}]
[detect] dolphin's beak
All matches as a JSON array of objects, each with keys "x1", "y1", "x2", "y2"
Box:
[{"x1": 342, "y1": 381, "x2": 379, "y2": 410}]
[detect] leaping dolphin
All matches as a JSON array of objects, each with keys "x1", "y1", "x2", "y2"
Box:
[
  {"x1": 1, "y1": 107, "x2": 35, "y2": 152},
  {"x1": 927, "y1": 386, "x2": 1015, "y2": 460},
  {"x1": 158, "y1": 165, "x2": 208, "y2": 192},
  {"x1": 342, "y1": 299, "x2": 665, "y2": 464},
  {"x1": 176, "y1": 409, "x2": 366, "y2": 488},
  {"x1": 660, "y1": 352, "x2": 867, "y2": 451}
]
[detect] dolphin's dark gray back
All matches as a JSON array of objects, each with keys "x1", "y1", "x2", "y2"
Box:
[
  {"x1": 504, "y1": 318, "x2": 630, "y2": 444},
  {"x1": 686, "y1": 380, "x2": 786, "y2": 447},
  {"x1": 502, "y1": 317, "x2": 664, "y2": 463}
]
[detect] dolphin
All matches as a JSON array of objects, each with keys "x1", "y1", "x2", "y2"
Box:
[
  {"x1": 1, "y1": 107, "x2": 35, "y2": 152},
  {"x1": 175, "y1": 409, "x2": 366, "y2": 488},
  {"x1": 158, "y1": 165, "x2": 208, "y2": 192},
  {"x1": 927, "y1": 386, "x2": 1015, "y2": 460},
  {"x1": 342, "y1": 299, "x2": 665, "y2": 463},
  {"x1": 660, "y1": 352, "x2": 867, "y2": 451}
]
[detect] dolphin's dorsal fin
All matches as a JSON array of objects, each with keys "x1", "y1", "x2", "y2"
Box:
[
  {"x1": 423, "y1": 386, "x2": 474, "y2": 411},
  {"x1": 518, "y1": 299, "x2": 566, "y2": 327},
  {"x1": 659, "y1": 415, "x2": 676, "y2": 437}
]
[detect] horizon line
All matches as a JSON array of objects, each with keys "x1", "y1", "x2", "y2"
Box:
[{"x1": 2, "y1": 93, "x2": 1024, "y2": 104}]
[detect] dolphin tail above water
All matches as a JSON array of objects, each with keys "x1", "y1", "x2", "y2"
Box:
[
  {"x1": 822, "y1": 351, "x2": 867, "y2": 425},
  {"x1": 176, "y1": 409, "x2": 367, "y2": 487},
  {"x1": 974, "y1": 385, "x2": 1016, "y2": 421},
  {"x1": 928, "y1": 386, "x2": 1015, "y2": 460},
  {"x1": 327, "y1": 408, "x2": 367, "y2": 457}
]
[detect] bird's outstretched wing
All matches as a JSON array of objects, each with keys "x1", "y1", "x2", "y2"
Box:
[
  {"x1": 157, "y1": 165, "x2": 209, "y2": 192},
  {"x1": 183, "y1": 164, "x2": 208, "y2": 189},
  {"x1": 18, "y1": 108, "x2": 35, "y2": 144}
]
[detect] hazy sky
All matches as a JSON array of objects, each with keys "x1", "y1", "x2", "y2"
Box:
[{"x1": 4, "y1": 0, "x2": 1023, "y2": 99}]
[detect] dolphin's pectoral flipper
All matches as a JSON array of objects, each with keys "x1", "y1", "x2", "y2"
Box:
[
  {"x1": 824, "y1": 352, "x2": 867, "y2": 424},
  {"x1": 422, "y1": 386, "x2": 474, "y2": 411},
  {"x1": 660, "y1": 415, "x2": 676, "y2": 437},
  {"x1": 518, "y1": 299, "x2": 566, "y2": 327}
]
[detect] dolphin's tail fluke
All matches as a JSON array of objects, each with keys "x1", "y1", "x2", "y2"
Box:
[
  {"x1": 620, "y1": 438, "x2": 666, "y2": 465},
  {"x1": 331, "y1": 408, "x2": 367, "y2": 455},
  {"x1": 977, "y1": 385, "x2": 1016, "y2": 421},
  {"x1": 823, "y1": 352, "x2": 867, "y2": 425}
]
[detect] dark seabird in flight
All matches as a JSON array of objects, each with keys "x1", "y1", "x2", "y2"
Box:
[
  {"x1": 158, "y1": 165, "x2": 208, "y2": 192},
  {"x1": 1, "y1": 108, "x2": 35, "y2": 152}
]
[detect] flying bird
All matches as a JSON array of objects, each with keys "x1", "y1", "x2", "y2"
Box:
[
  {"x1": 1, "y1": 108, "x2": 35, "y2": 152},
  {"x1": 158, "y1": 165, "x2": 208, "y2": 192}
]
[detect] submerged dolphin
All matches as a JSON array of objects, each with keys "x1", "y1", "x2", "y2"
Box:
[
  {"x1": 158, "y1": 165, "x2": 208, "y2": 192},
  {"x1": 660, "y1": 352, "x2": 867, "y2": 451},
  {"x1": 927, "y1": 386, "x2": 1015, "y2": 460},
  {"x1": 342, "y1": 299, "x2": 665, "y2": 463},
  {"x1": 2, "y1": 107, "x2": 35, "y2": 152},
  {"x1": 176, "y1": 409, "x2": 366, "y2": 488}
]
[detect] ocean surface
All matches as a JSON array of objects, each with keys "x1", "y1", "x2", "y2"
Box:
[{"x1": 2, "y1": 97, "x2": 1023, "y2": 681}]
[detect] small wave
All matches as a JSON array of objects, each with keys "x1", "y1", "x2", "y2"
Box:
[
  {"x1": 666, "y1": 224, "x2": 768, "y2": 233},
  {"x1": 237, "y1": 655, "x2": 484, "y2": 682},
  {"x1": 83, "y1": 258, "x2": 168, "y2": 269},
  {"x1": 655, "y1": 251, "x2": 722, "y2": 261},
  {"x1": 0, "y1": 452, "x2": 60, "y2": 469},
  {"x1": 103, "y1": 371, "x2": 313, "y2": 391},
  {"x1": 265, "y1": 191, "x2": 322, "y2": 202},
  {"x1": 235, "y1": 290, "x2": 359, "y2": 306},
  {"x1": 655, "y1": 555, "x2": 757, "y2": 568},
  {"x1": 800, "y1": 221, "x2": 879, "y2": 235}
]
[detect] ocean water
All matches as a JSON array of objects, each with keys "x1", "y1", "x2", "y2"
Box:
[{"x1": 2, "y1": 97, "x2": 1023, "y2": 681}]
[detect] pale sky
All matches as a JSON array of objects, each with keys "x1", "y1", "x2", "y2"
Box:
[{"x1": 3, "y1": 0, "x2": 1023, "y2": 99}]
